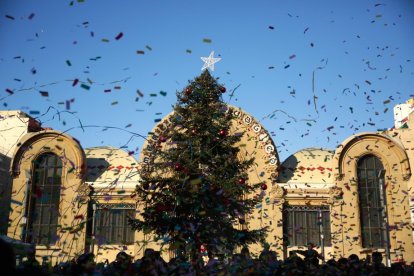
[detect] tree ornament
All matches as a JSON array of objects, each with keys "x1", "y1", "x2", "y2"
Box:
[
  {"x1": 239, "y1": 218, "x2": 246, "y2": 224},
  {"x1": 219, "y1": 86, "x2": 226, "y2": 93},
  {"x1": 185, "y1": 87, "x2": 192, "y2": 95},
  {"x1": 239, "y1": 178, "x2": 246, "y2": 185},
  {"x1": 223, "y1": 198, "x2": 230, "y2": 205},
  {"x1": 261, "y1": 183, "x2": 268, "y2": 190},
  {"x1": 191, "y1": 129, "x2": 197, "y2": 135},
  {"x1": 143, "y1": 183, "x2": 149, "y2": 190},
  {"x1": 174, "y1": 163, "x2": 183, "y2": 171},
  {"x1": 159, "y1": 136, "x2": 167, "y2": 143},
  {"x1": 218, "y1": 129, "x2": 227, "y2": 136}
]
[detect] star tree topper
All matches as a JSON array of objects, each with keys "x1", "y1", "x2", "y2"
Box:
[{"x1": 201, "y1": 51, "x2": 221, "y2": 71}]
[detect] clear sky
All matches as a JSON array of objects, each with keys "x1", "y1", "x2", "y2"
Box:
[{"x1": 1, "y1": 0, "x2": 413, "y2": 161}]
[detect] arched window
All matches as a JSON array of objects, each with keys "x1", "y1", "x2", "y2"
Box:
[
  {"x1": 25, "y1": 153, "x2": 62, "y2": 245},
  {"x1": 357, "y1": 155, "x2": 386, "y2": 248}
]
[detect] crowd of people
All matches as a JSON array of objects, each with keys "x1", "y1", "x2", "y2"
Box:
[{"x1": 2, "y1": 238, "x2": 414, "y2": 275}]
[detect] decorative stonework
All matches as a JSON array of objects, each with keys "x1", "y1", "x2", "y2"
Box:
[
  {"x1": 140, "y1": 105, "x2": 280, "y2": 190},
  {"x1": 76, "y1": 183, "x2": 91, "y2": 201},
  {"x1": 333, "y1": 133, "x2": 411, "y2": 178},
  {"x1": 269, "y1": 185, "x2": 286, "y2": 206},
  {"x1": 271, "y1": 184, "x2": 286, "y2": 198},
  {"x1": 327, "y1": 186, "x2": 344, "y2": 206}
]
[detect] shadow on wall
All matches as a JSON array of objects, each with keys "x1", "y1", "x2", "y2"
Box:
[
  {"x1": 85, "y1": 158, "x2": 110, "y2": 182},
  {"x1": 277, "y1": 155, "x2": 299, "y2": 183},
  {"x1": 0, "y1": 153, "x2": 11, "y2": 235}
]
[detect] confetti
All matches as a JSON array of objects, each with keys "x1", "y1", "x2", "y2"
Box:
[
  {"x1": 159, "y1": 91, "x2": 167, "y2": 96},
  {"x1": 115, "y1": 32, "x2": 124, "y2": 40},
  {"x1": 145, "y1": 45, "x2": 152, "y2": 51},
  {"x1": 111, "y1": 101, "x2": 118, "y2": 105},
  {"x1": 289, "y1": 54, "x2": 296, "y2": 59},
  {"x1": 101, "y1": 38, "x2": 109, "y2": 42},
  {"x1": 5, "y1": 88, "x2": 14, "y2": 95},
  {"x1": 268, "y1": 26, "x2": 274, "y2": 30},
  {"x1": 39, "y1": 91, "x2": 49, "y2": 97},
  {"x1": 72, "y1": 79, "x2": 79, "y2": 86},
  {"x1": 81, "y1": 84, "x2": 90, "y2": 90},
  {"x1": 66, "y1": 60, "x2": 72, "y2": 66},
  {"x1": 28, "y1": 13, "x2": 35, "y2": 20},
  {"x1": 74, "y1": 215, "x2": 84, "y2": 220},
  {"x1": 304, "y1": 27, "x2": 309, "y2": 34},
  {"x1": 186, "y1": 49, "x2": 192, "y2": 54},
  {"x1": 5, "y1": 15, "x2": 15, "y2": 20},
  {"x1": 136, "y1": 50, "x2": 145, "y2": 55},
  {"x1": 202, "y1": 38, "x2": 212, "y2": 43}
]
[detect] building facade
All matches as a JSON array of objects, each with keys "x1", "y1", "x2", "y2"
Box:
[{"x1": 1, "y1": 99, "x2": 414, "y2": 264}]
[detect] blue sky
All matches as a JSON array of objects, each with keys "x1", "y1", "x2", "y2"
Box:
[{"x1": 1, "y1": 0, "x2": 413, "y2": 161}]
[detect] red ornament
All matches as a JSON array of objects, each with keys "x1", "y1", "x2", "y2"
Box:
[
  {"x1": 261, "y1": 183, "x2": 267, "y2": 190},
  {"x1": 174, "y1": 163, "x2": 183, "y2": 171},
  {"x1": 159, "y1": 136, "x2": 167, "y2": 142},
  {"x1": 218, "y1": 129, "x2": 227, "y2": 136},
  {"x1": 219, "y1": 86, "x2": 226, "y2": 93},
  {"x1": 191, "y1": 129, "x2": 197, "y2": 135},
  {"x1": 239, "y1": 178, "x2": 246, "y2": 185},
  {"x1": 185, "y1": 87, "x2": 192, "y2": 95}
]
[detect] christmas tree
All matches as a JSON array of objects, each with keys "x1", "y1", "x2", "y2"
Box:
[{"x1": 130, "y1": 70, "x2": 266, "y2": 264}]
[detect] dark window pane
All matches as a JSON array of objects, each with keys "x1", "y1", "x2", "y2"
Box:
[
  {"x1": 94, "y1": 205, "x2": 135, "y2": 245},
  {"x1": 358, "y1": 155, "x2": 385, "y2": 248},
  {"x1": 283, "y1": 206, "x2": 331, "y2": 247},
  {"x1": 27, "y1": 153, "x2": 62, "y2": 245}
]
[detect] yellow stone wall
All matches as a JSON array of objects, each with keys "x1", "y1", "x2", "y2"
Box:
[
  {"x1": 4, "y1": 105, "x2": 414, "y2": 264},
  {"x1": 8, "y1": 130, "x2": 88, "y2": 264},
  {"x1": 331, "y1": 132, "x2": 413, "y2": 262}
]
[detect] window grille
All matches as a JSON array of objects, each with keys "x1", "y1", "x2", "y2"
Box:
[
  {"x1": 284, "y1": 205, "x2": 331, "y2": 247},
  {"x1": 26, "y1": 153, "x2": 62, "y2": 245},
  {"x1": 94, "y1": 203, "x2": 135, "y2": 245},
  {"x1": 357, "y1": 155, "x2": 385, "y2": 248}
]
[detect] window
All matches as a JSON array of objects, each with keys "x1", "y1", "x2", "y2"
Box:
[
  {"x1": 26, "y1": 153, "x2": 62, "y2": 245},
  {"x1": 357, "y1": 155, "x2": 385, "y2": 248},
  {"x1": 284, "y1": 205, "x2": 331, "y2": 247},
  {"x1": 94, "y1": 203, "x2": 135, "y2": 245}
]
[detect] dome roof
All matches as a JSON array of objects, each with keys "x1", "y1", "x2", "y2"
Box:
[
  {"x1": 84, "y1": 146, "x2": 140, "y2": 188},
  {"x1": 278, "y1": 148, "x2": 334, "y2": 184}
]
